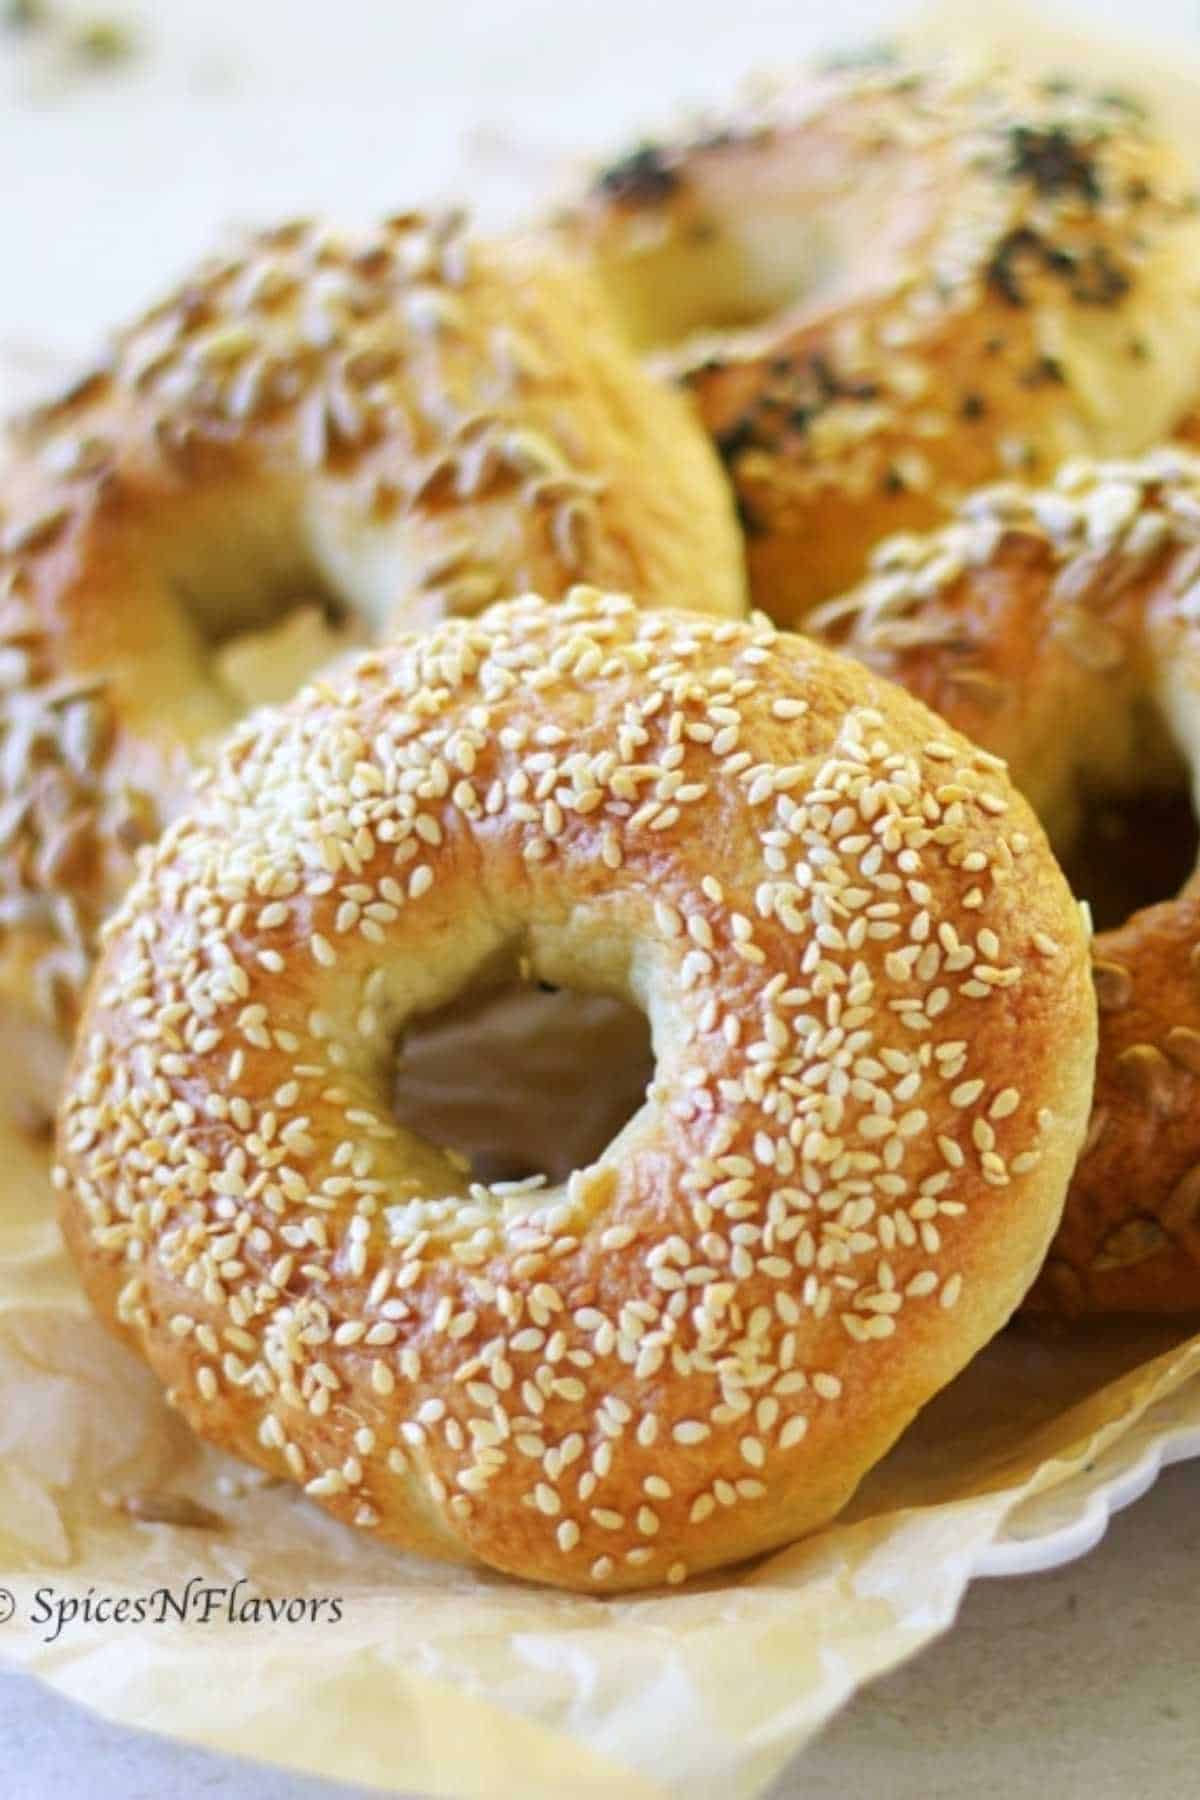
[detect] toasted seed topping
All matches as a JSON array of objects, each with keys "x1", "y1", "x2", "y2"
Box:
[
  {"x1": 1092, "y1": 959, "x2": 1134, "y2": 1013},
  {"x1": 0, "y1": 211, "x2": 742, "y2": 1043},
  {"x1": 576, "y1": 55, "x2": 1200, "y2": 620},
  {"x1": 1115, "y1": 1043, "x2": 1176, "y2": 1115},
  {"x1": 56, "y1": 589, "x2": 1075, "y2": 1587},
  {"x1": 808, "y1": 443, "x2": 1200, "y2": 1311}
]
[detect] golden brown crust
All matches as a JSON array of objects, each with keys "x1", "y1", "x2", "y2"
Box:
[
  {"x1": 0, "y1": 213, "x2": 746, "y2": 1078},
  {"x1": 55, "y1": 590, "x2": 1094, "y2": 1589},
  {"x1": 808, "y1": 444, "x2": 1200, "y2": 1313},
  {"x1": 556, "y1": 56, "x2": 1200, "y2": 624}
]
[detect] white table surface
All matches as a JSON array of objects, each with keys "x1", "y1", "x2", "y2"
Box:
[
  {"x1": 3, "y1": 1457, "x2": 1199, "y2": 1799},
  {"x1": 3, "y1": 1, "x2": 1200, "y2": 1794}
]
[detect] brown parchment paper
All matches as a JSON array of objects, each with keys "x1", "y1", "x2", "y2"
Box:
[{"x1": 6, "y1": 8, "x2": 1200, "y2": 1797}]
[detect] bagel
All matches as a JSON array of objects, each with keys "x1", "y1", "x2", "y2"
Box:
[
  {"x1": 54, "y1": 589, "x2": 1094, "y2": 1590},
  {"x1": 556, "y1": 54, "x2": 1200, "y2": 623},
  {"x1": 809, "y1": 444, "x2": 1200, "y2": 1314},
  {"x1": 0, "y1": 212, "x2": 746, "y2": 1121}
]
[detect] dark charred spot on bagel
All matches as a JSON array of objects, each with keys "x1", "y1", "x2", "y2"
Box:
[
  {"x1": 714, "y1": 417, "x2": 759, "y2": 466},
  {"x1": 315, "y1": 592, "x2": 352, "y2": 631},
  {"x1": 807, "y1": 354, "x2": 838, "y2": 401},
  {"x1": 1006, "y1": 126, "x2": 1101, "y2": 204},
  {"x1": 715, "y1": 354, "x2": 880, "y2": 472},
  {"x1": 986, "y1": 226, "x2": 1127, "y2": 310},
  {"x1": 780, "y1": 356, "x2": 878, "y2": 431},
  {"x1": 679, "y1": 356, "x2": 728, "y2": 389},
  {"x1": 1069, "y1": 246, "x2": 1132, "y2": 306},
  {"x1": 959, "y1": 392, "x2": 987, "y2": 421},
  {"x1": 986, "y1": 228, "x2": 1043, "y2": 306},
  {"x1": 1019, "y1": 355, "x2": 1067, "y2": 389},
  {"x1": 882, "y1": 465, "x2": 907, "y2": 496},
  {"x1": 594, "y1": 143, "x2": 680, "y2": 207},
  {"x1": 841, "y1": 375, "x2": 881, "y2": 406}
]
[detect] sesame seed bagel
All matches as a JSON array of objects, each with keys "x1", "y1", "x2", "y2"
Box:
[
  {"x1": 54, "y1": 590, "x2": 1094, "y2": 1590},
  {"x1": 0, "y1": 211, "x2": 746, "y2": 1114},
  {"x1": 809, "y1": 444, "x2": 1200, "y2": 1314},
  {"x1": 555, "y1": 55, "x2": 1200, "y2": 624}
]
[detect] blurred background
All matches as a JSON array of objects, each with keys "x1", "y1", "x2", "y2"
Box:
[{"x1": 2, "y1": 0, "x2": 1199, "y2": 414}]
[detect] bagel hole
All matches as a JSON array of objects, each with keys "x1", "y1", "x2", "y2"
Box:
[
  {"x1": 585, "y1": 151, "x2": 854, "y2": 358},
  {"x1": 1060, "y1": 777, "x2": 1199, "y2": 932},
  {"x1": 389, "y1": 979, "x2": 655, "y2": 1186},
  {"x1": 211, "y1": 585, "x2": 373, "y2": 711},
  {"x1": 591, "y1": 223, "x2": 823, "y2": 353}
]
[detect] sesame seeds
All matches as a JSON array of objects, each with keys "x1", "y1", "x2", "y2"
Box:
[
  {"x1": 817, "y1": 447, "x2": 1200, "y2": 662},
  {"x1": 805, "y1": 437, "x2": 1200, "y2": 1311},
  {"x1": 55, "y1": 590, "x2": 1075, "y2": 1589}
]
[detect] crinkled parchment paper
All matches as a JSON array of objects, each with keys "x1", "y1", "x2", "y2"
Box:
[
  {"x1": 5, "y1": 8, "x2": 1200, "y2": 1797},
  {"x1": 2, "y1": 987, "x2": 1200, "y2": 1800}
]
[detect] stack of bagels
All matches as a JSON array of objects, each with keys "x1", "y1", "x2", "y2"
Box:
[{"x1": 19, "y1": 50, "x2": 1200, "y2": 1591}]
